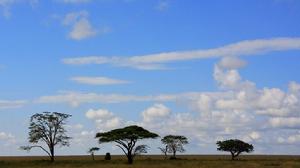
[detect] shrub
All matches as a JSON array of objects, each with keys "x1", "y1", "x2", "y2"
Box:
[{"x1": 105, "y1": 153, "x2": 111, "y2": 160}]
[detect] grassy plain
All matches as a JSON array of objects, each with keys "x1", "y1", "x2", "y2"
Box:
[{"x1": 0, "y1": 155, "x2": 299, "y2": 168}]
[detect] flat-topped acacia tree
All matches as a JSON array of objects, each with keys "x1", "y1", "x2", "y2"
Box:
[
  {"x1": 95, "y1": 125, "x2": 159, "y2": 164},
  {"x1": 21, "y1": 112, "x2": 71, "y2": 162},
  {"x1": 216, "y1": 139, "x2": 254, "y2": 160}
]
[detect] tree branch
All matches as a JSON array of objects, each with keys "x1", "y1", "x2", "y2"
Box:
[
  {"x1": 23, "y1": 145, "x2": 51, "y2": 158},
  {"x1": 116, "y1": 144, "x2": 128, "y2": 157}
]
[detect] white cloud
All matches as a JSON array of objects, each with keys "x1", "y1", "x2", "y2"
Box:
[
  {"x1": 71, "y1": 76, "x2": 130, "y2": 85},
  {"x1": 101, "y1": 117, "x2": 121, "y2": 130},
  {"x1": 0, "y1": 132, "x2": 16, "y2": 145},
  {"x1": 85, "y1": 108, "x2": 122, "y2": 131},
  {"x1": 62, "y1": 11, "x2": 101, "y2": 40},
  {"x1": 62, "y1": 37, "x2": 300, "y2": 70},
  {"x1": 142, "y1": 103, "x2": 170, "y2": 122},
  {"x1": 269, "y1": 117, "x2": 300, "y2": 128},
  {"x1": 218, "y1": 57, "x2": 247, "y2": 69},
  {"x1": 69, "y1": 18, "x2": 97, "y2": 40},
  {"x1": 287, "y1": 134, "x2": 300, "y2": 144},
  {"x1": 214, "y1": 65, "x2": 241, "y2": 89},
  {"x1": 0, "y1": 100, "x2": 27, "y2": 109},
  {"x1": 289, "y1": 81, "x2": 300, "y2": 93},
  {"x1": 0, "y1": 132, "x2": 14, "y2": 140},
  {"x1": 257, "y1": 88, "x2": 285, "y2": 109},
  {"x1": 277, "y1": 132, "x2": 300, "y2": 145},
  {"x1": 35, "y1": 91, "x2": 195, "y2": 107},
  {"x1": 249, "y1": 131, "x2": 261, "y2": 140},
  {"x1": 86, "y1": 108, "x2": 114, "y2": 120},
  {"x1": 39, "y1": 56, "x2": 300, "y2": 153}
]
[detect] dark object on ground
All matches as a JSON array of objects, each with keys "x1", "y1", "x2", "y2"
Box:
[{"x1": 105, "y1": 153, "x2": 111, "y2": 160}]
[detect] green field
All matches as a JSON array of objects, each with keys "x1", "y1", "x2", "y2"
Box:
[{"x1": 0, "y1": 155, "x2": 300, "y2": 168}]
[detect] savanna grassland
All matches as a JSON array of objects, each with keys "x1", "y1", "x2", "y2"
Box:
[{"x1": 0, "y1": 155, "x2": 300, "y2": 168}]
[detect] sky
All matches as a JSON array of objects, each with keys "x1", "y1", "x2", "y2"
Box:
[{"x1": 0, "y1": 0, "x2": 300, "y2": 156}]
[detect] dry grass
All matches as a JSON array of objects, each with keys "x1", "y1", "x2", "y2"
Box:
[{"x1": 0, "y1": 155, "x2": 299, "y2": 168}]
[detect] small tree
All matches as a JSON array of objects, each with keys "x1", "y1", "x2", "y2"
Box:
[
  {"x1": 88, "y1": 147, "x2": 100, "y2": 161},
  {"x1": 20, "y1": 112, "x2": 71, "y2": 162},
  {"x1": 95, "y1": 125, "x2": 159, "y2": 164},
  {"x1": 161, "y1": 135, "x2": 188, "y2": 159},
  {"x1": 158, "y1": 145, "x2": 168, "y2": 159},
  {"x1": 216, "y1": 139, "x2": 254, "y2": 160}
]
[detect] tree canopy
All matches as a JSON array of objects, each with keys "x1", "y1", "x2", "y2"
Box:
[
  {"x1": 216, "y1": 139, "x2": 254, "y2": 160},
  {"x1": 96, "y1": 125, "x2": 159, "y2": 164},
  {"x1": 161, "y1": 135, "x2": 188, "y2": 159},
  {"x1": 21, "y1": 112, "x2": 71, "y2": 162}
]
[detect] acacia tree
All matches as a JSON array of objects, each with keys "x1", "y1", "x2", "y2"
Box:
[
  {"x1": 161, "y1": 135, "x2": 188, "y2": 159},
  {"x1": 21, "y1": 112, "x2": 71, "y2": 162},
  {"x1": 95, "y1": 125, "x2": 158, "y2": 164},
  {"x1": 216, "y1": 139, "x2": 254, "y2": 160},
  {"x1": 88, "y1": 147, "x2": 100, "y2": 161}
]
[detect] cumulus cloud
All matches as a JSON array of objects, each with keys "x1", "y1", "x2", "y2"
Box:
[
  {"x1": 142, "y1": 103, "x2": 170, "y2": 122},
  {"x1": 85, "y1": 108, "x2": 122, "y2": 131},
  {"x1": 135, "y1": 58, "x2": 300, "y2": 150},
  {"x1": 62, "y1": 37, "x2": 300, "y2": 70},
  {"x1": 71, "y1": 76, "x2": 131, "y2": 85},
  {"x1": 0, "y1": 100, "x2": 27, "y2": 109},
  {"x1": 62, "y1": 11, "x2": 103, "y2": 40},
  {"x1": 41, "y1": 53, "x2": 300, "y2": 153},
  {"x1": 69, "y1": 18, "x2": 97, "y2": 40},
  {"x1": 86, "y1": 108, "x2": 114, "y2": 120}
]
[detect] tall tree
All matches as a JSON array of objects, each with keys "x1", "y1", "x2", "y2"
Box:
[
  {"x1": 95, "y1": 125, "x2": 159, "y2": 164},
  {"x1": 21, "y1": 112, "x2": 71, "y2": 162},
  {"x1": 216, "y1": 139, "x2": 254, "y2": 160},
  {"x1": 161, "y1": 135, "x2": 188, "y2": 159}
]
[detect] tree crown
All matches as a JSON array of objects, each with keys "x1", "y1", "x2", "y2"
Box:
[
  {"x1": 28, "y1": 112, "x2": 71, "y2": 146},
  {"x1": 88, "y1": 147, "x2": 100, "y2": 153},
  {"x1": 96, "y1": 125, "x2": 159, "y2": 143},
  {"x1": 216, "y1": 139, "x2": 254, "y2": 153},
  {"x1": 161, "y1": 135, "x2": 188, "y2": 144}
]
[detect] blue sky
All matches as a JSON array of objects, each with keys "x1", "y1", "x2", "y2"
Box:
[{"x1": 0, "y1": 0, "x2": 300, "y2": 156}]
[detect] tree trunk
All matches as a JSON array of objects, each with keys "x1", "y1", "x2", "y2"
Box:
[
  {"x1": 173, "y1": 151, "x2": 176, "y2": 158},
  {"x1": 92, "y1": 153, "x2": 95, "y2": 161},
  {"x1": 231, "y1": 152, "x2": 235, "y2": 160},
  {"x1": 50, "y1": 147, "x2": 55, "y2": 162},
  {"x1": 127, "y1": 153, "x2": 133, "y2": 164}
]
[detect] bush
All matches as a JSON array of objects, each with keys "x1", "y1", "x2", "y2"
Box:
[{"x1": 105, "y1": 153, "x2": 111, "y2": 160}]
